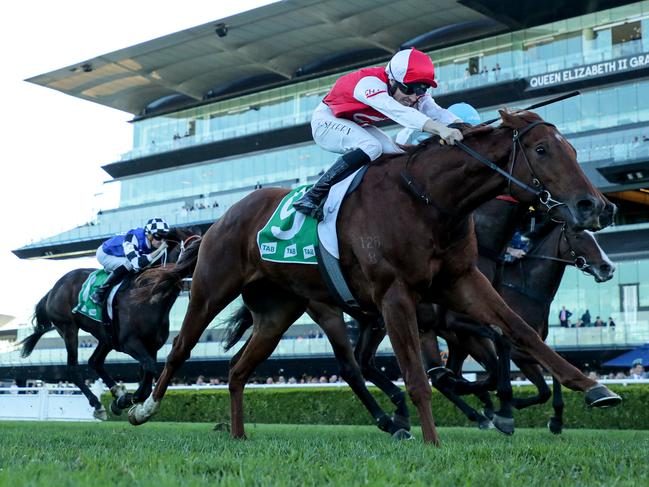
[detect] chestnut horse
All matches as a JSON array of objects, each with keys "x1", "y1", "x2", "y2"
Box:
[
  {"x1": 19, "y1": 227, "x2": 200, "y2": 419},
  {"x1": 130, "y1": 110, "x2": 620, "y2": 444}
]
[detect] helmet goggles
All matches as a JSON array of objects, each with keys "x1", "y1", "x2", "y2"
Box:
[{"x1": 395, "y1": 81, "x2": 430, "y2": 96}]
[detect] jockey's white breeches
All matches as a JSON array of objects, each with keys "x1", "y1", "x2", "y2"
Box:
[
  {"x1": 96, "y1": 247, "x2": 133, "y2": 272},
  {"x1": 311, "y1": 103, "x2": 404, "y2": 161}
]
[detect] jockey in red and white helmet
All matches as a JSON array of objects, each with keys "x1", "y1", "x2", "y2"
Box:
[{"x1": 294, "y1": 48, "x2": 463, "y2": 219}]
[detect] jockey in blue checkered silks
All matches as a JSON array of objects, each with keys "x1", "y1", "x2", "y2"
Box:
[{"x1": 90, "y1": 218, "x2": 170, "y2": 305}]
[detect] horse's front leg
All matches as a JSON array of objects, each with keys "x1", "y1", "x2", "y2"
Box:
[
  {"x1": 440, "y1": 267, "x2": 620, "y2": 407},
  {"x1": 380, "y1": 280, "x2": 439, "y2": 445}
]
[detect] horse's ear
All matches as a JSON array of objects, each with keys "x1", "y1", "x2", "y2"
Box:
[
  {"x1": 499, "y1": 109, "x2": 514, "y2": 126},
  {"x1": 499, "y1": 109, "x2": 525, "y2": 129}
]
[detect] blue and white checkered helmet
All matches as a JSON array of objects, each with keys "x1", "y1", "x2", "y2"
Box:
[{"x1": 144, "y1": 217, "x2": 170, "y2": 237}]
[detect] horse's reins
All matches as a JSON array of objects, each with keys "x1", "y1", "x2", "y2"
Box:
[
  {"x1": 401, "y1": 120, "x2": 567, "y2": 215},
  {"x1": 501, "y1": 224, "x2": 589, "y2": 304},
  {"x1": 455, "y1": 120, "x2": 566, "y2": 214}
]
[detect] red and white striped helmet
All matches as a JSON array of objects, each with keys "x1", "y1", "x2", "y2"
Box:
[{"x1": 385, "y1": 48, "x2": 437, "y2": 88}]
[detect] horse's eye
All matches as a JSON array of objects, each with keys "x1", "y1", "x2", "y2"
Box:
[{"x1": 535, "y1": 146, "x2": 546, "y2": 155}]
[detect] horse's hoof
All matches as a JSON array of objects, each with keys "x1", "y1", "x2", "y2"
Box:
[
  {"x1": 547, "y1": 417, "x2": 563, "y2": 435},
  {"x1": 428, "y1": 366, "x2": 457, "y2": 389},
  {"x1": 128, "y1": 405, "x2": 146, "y2": 426},
  {"x1": 213, "y1": 422, "x2": 231, "y2": 432},
  {"x1": 477, "y1": 415, "x2": 495, "y2": 430},
  {"x1": 392, "y1": 414, "x2": 411, "y2": 432},
  {"x1": 493, "y1": 414, "x2": 515, "y2": 436},
  {"x1": 127, "y1": 396, "x2": 159, "y2": 426},
  {"x1": 110, "y1": 384, "x2": 127, "y2": 398},
  {"x1": 93, "y1": 407, "x2": 108, "y2": 421},
  {"x1": 116, "y1": 393, "x2": 134, "y2": 409},
  {"x1": 110, "y1": 400, "x2": 123, "y2": 416},
  {"x1": 585, "y1": 384, "x2": 622, "y2": 408},
  {"x1": 392, "y1": 428, "x2": 414, "y2": 441},
  {"x1": 482, "y1": 408, "x2": 495, "y2": 421}
]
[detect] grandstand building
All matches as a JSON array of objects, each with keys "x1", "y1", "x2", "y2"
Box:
[{"x1": 5, "y1": 0, "x2": 649, "y2": 382}]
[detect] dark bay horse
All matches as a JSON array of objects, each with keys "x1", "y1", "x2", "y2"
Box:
[
  {"x1": 130, "y1": 110, "x2": 620, "y2": 444},
  {"x1": 496, "y1": 224, "x2": 615, "y2": 433},
  {"x1": 415, "y1": 220, "x2": 616, "y2": 435},
  {"x1": 19, "y1": 228, "x2": 200, "y2": 419}
]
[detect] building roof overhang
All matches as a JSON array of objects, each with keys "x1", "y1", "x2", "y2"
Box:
[{"x1": 26, "y1": 0, "x2": 510, "y2": 117}]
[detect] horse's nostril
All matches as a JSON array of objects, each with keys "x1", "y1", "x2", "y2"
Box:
[
  {"x1": 600, "y1": 264, "x2": 612, "y2": 274},
  {"x1": 576, "y1": 198, "x2": 595, "y2": 213}
]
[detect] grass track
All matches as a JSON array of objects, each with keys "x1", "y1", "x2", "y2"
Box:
[{"x1": 0, "y1": 422, "x2": 647, "y2": 486}]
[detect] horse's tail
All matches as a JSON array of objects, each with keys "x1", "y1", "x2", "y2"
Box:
[
  {"x1": 20, "y1": 293, "x2": 54, "y2": 358},
  {"x1": 223, "y1": 305, "x2": 254, "y2": 352},
  {"x1": 133, "y1": 237, "x2": 202, "y2": 303}
]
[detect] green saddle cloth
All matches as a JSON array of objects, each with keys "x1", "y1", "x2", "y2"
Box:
[
  {"x1": 72, "y1": 269, "x2": 109, "y2": 323},
  {"x1": 256, "y1": 185, "x2": 318, "y2": 265}
]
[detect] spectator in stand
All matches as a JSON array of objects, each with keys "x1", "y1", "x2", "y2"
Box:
[
  {"x1": 607, "y1": 317, "x2": 616, "y2": 328},
  {"x1": 319, "y1": 376, "x2": 328, "y2": 383},
  {"x1": 594, "y1": 316, "x2": 605, "y2": 327},
  {"x1": 614, "y1": 371, "x2": 627, "y2": 379},
  {"x1": 629, "y1": 359, "x2": 647, "y2": 379},
  {"x1": 265, "y1": 377, "x2": 274, "y2": 384},
  {"x1": 559, "y1": 306, "x2": 572, "y2": 327},
  {"x1": 580, "y1": 309, "x2": 591, "y2": 327},
  {"x1": 195, "y1": 375, "x2": 205, "y2": 386},
  {"x1": 328, "y1": 374, "x2": 339, "y2": 383}
]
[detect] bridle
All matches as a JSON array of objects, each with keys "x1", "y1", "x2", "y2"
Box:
[
  {"x1": 454, "y1": 119, "x2": 566, "y2": 214},
  {"x1": 500, "y1": 224, "x2": 589, "y2": 304},
  {"x1": 523, "y1": 224, "x2": 589, "y2": 271},
  {"x1": 178, "y1": 234, "x2": 201, "y2": 260}
]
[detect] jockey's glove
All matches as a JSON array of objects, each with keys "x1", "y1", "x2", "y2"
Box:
[
  {"x1": 423, "y1": 119, "x2": 463, "y2": 145},
  {"x1": 135, "y1": 255, "x2": 150, "y2": 270}
]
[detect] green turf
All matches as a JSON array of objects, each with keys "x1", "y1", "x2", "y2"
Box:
[{"x1": 0, "y1": 422, "x2": 647, "y2": 486}]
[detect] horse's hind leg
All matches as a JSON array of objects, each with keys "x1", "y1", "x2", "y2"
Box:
[
  {"x1": 308, "y1": 303, "x2": 407, "y2": 438},
  {"x1": 422, "y1": 331, "x2": 493, "y2": 430},
  {"x1": 129, "y1": 270, "x2": 242, "y2": 426},
  {"x1": 60, "y1": 325, "x2": 106, "y2": 420},
  {"x1": 549, "y1": 376, "x2": 565, "y2": 434},
  {"x1": 354, "y1": 318, "x2": 410, "y2": 432},
  {"x1": 512, "y1": 361, "x2": 552, "y2": 410},
  {"x1": 229, "y1": 300, "x2": 306, "y2": 439}
]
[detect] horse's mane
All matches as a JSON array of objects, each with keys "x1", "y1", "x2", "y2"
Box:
[{"x1": 400, "y1": 120, "x2": 505, "y2": 155}]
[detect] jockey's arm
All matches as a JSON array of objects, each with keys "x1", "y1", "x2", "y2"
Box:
[
  {"x1": 122, "y1": 234, "x2": 148, "y2": 271},
  {"x1": 353, "y1": 77, "x2": 462, "y2": 144}
]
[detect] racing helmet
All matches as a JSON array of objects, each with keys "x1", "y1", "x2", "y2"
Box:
[
  {"x1": 144, "y1": 217, "x2": 170, "y2": 238},
  {"x1": 386, "y1": 48, "x2": 437, "y2": 96}
]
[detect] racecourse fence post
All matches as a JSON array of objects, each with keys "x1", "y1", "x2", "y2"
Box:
[{"x1": 38, "y1": 386, "x2": 49, "y2": 420}]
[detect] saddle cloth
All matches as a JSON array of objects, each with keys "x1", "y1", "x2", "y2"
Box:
[
  {"x1": 72, "y1": 269, "x2": 123, "y2": 323},
  {"x1": 256, "y1": 170, "x2": 362, "y2": 264}
]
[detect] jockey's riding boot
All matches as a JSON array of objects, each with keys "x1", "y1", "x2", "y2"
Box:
[
  {"x1": 293, "y1": 148, "x2": 371, "y2": 220},
  {"x1": 90, "y1": 265, "x2": 130, "y2": 305}
]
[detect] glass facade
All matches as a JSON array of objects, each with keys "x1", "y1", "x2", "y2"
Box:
[
  {"x1": 547, "y1": 256, "x2": 649, "y2": 348},
  {"x1": 18, "y1": 2, "x2": 649, "y2": 355},
  {"x1": 121, "y1": 1, "x2": 649, "y2": 164}
]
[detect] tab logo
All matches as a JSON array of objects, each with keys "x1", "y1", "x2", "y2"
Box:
[
  {"x1": 261, "y1": 242, "x2": 277, "y2": 255},
  {"x1": 284, "y1": 244, "x2": 297, "y2": 258},
  {"x1": 303, "y1": 245, "x2": 315, "y2": 260}
]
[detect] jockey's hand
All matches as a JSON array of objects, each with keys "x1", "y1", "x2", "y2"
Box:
[
  {"x1": 438, "y1": 126, "x2": 463, "y2": 145},
  {"x1": 422, "y1": 119, "x2": 464, "y2": 146},
  {"x1": 136, "y1": 255, "x2": 150, "y2": 270}
]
